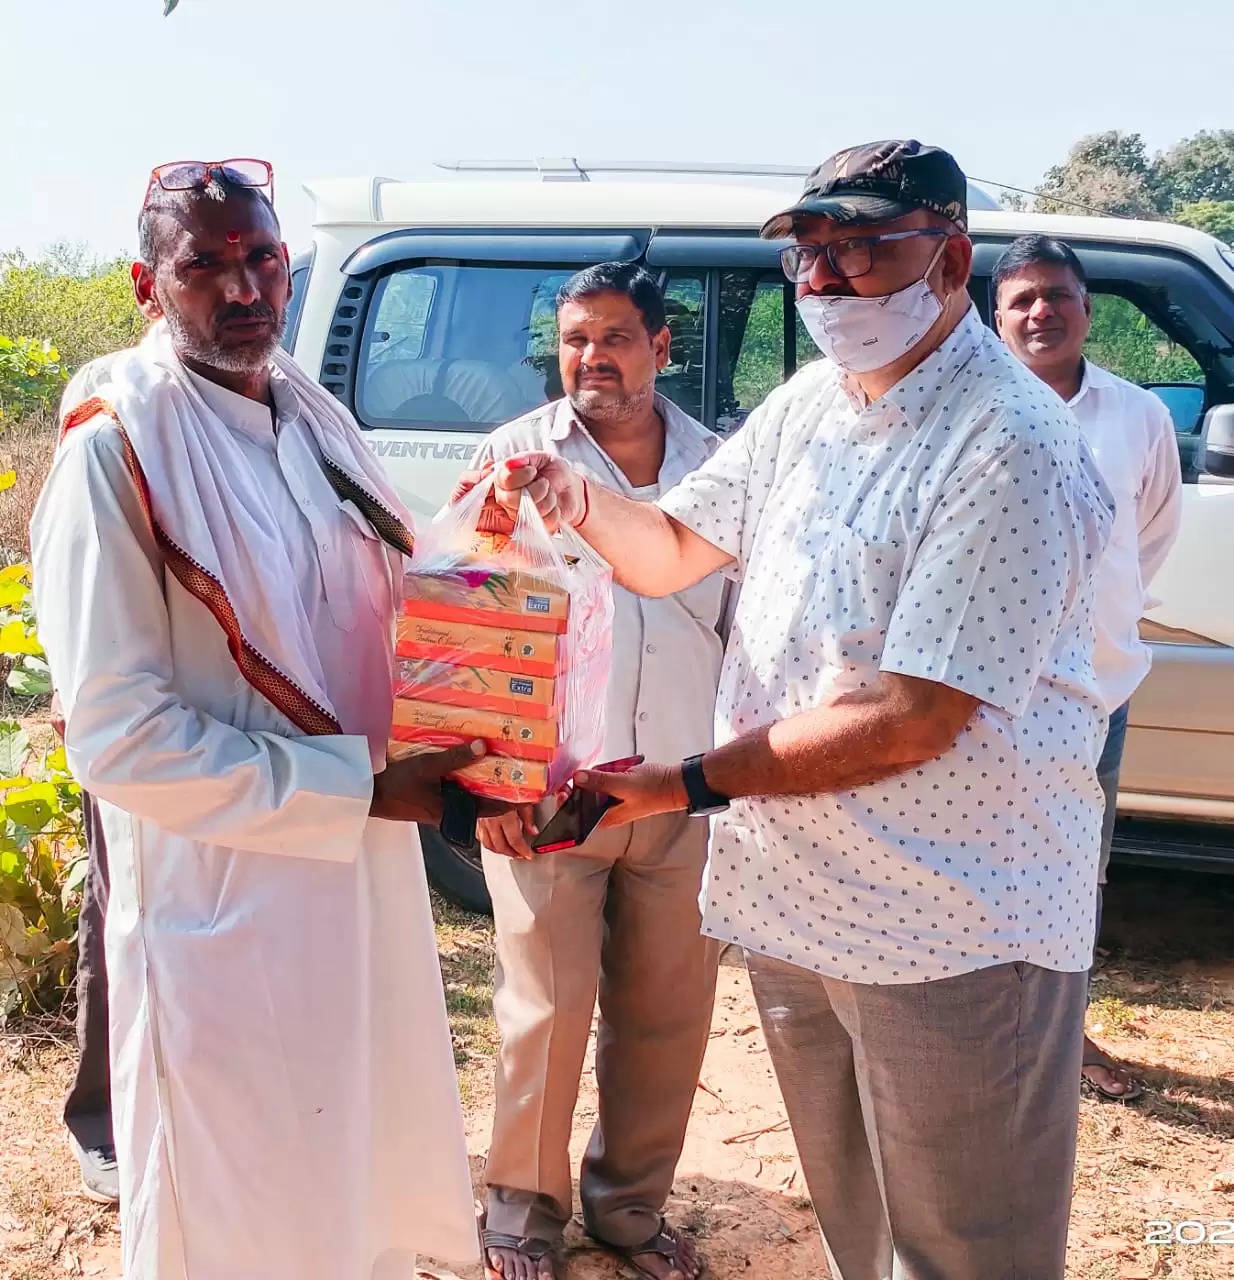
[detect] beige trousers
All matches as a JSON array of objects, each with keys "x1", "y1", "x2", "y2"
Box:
[{"x1": 482, "y1": 810, "x2": 720, "y2": 1248}]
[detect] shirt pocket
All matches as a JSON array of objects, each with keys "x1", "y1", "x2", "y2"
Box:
[
  {"x1": 808, "y1": 516, "x2": 906, "y2": 694},
  {"x1": 330, "y1": 499, "x2": 393, "y2": 623}
]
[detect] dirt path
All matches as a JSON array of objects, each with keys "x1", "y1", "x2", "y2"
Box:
[
  {"x1": 3, "y1": 868, "x2": 1232, "y2": 1280},
  {"x1": 451, "y1": 952, "x2": 822, "y2": 1280}
]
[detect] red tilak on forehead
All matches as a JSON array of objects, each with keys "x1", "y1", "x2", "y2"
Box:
[{"x1": 226, "y1": 231, "x2": 241, "y2": 243}]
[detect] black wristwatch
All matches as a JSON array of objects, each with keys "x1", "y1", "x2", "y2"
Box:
[
  {"x1": 439, "y1": 780, "x2": 478, "y2": 850},
  {"x1": 682, "y1": 754, "x2": 730, "y2": 817}
]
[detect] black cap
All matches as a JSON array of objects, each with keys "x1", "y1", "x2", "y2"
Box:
[{"x1": 760, "y1": 139, "x2": 968, "y2": 239}]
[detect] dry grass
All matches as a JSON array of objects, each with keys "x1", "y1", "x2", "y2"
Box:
[
  {"x1": 2, "y1": 870, "x2": 1232, "y2": 1280},
  {"x1": 430, "y1": 889, "x2": 499, "y2": 1106},
  {"x1": 0, "y1": 412, "x2": 55, "y2": 562},
  {"x1": 0, "y1": 1036, "x2": 121, "y2": 1279}
]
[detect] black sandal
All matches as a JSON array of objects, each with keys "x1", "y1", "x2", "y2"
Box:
[
  {"x1": 1081, "y1": 1056, "x2": 1145, "y2": 1103},
  {"x1": 481, "y1": 1229, "x2": 557, "y2": 1279},
  {"x1": 592, "y1": 1217, "x2": 706, "y2": 1280}
]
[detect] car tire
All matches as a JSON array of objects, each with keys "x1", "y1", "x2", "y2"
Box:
[{"x1": 419, "y1": 824, "x2": 492, "y2": 915}]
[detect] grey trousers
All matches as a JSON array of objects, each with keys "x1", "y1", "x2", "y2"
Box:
[
  {"x1": 483, "y1": 810, "x2": 720, "y2": 1248},
  {"x1": 746, "y1": 953, "x2": 1087, "y2": 1280},
  {"x1": 63, "y1": 792, "x2": 113, "y2": 1150}
]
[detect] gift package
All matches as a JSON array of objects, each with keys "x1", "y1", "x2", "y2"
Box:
[{"x1": 389, "y1": 478, "x2": 614, "y2": 804}]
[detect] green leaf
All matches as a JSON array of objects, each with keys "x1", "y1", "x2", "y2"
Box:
[
  {"x1": 4, "y1": 782, "x2": 56, "y2": 833},
  {"x1": 6, "y1": 662, "x2": 52, "y2": 698},
  {"x1": 61, "y1": 856, "x2": 88, "y2": 907},
  {"x1": 0, "y1": 722, "x2": 29, "y2": 778}
]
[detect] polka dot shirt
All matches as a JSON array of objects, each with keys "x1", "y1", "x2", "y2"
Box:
[{"x1": 659, "y1": 308, "x2": 1115, "y2": 984}]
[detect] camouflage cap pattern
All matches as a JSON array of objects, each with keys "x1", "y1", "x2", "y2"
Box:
[{"x1": 760, "y1": 139, "x2": 968, "y2": 239}]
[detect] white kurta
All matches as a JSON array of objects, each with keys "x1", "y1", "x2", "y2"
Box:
[{"x1": 31, "y1": 378, "x2": 478, "y2": 1277}]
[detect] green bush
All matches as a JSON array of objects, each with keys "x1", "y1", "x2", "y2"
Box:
[
  {"x1": 0, "y1": 554, "x2": 84, "y2": 1024},
  {"x1": 1085, "y1": 294, "x2": 1203, "y2": 385},
  {"x1": 0, "y1": 245, "x2": 143, "y2": 378},
  {"x1": 0, "y1": 335, "x2": 68, "y2": 421}
]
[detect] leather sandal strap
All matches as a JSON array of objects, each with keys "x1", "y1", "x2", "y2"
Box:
[
  {"x1": 627, "y1": 1218, "x2": 688, "y2": 1260},
  {"x1": 481, "y1": 1229, "x2": 554, "y2": 1260}
]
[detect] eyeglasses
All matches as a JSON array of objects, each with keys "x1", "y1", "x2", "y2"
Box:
[
  {"x1": 144, "y1": 158, "x2": 274, "y2": 206},
  {"x1": 779, "y1": 228, "x2": 950, "y2": 283}
]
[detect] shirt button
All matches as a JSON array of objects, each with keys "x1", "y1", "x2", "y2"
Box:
[
  {"x1": 638, "y1": 712, "x2": 649, "y2": 722},
  {"x1": 646, "y1": 643, "x2": 657, "y2": 654}
]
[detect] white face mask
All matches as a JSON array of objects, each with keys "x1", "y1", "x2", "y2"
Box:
[{"x1": 795, "y1": 239, "x2": 948, "y2": 373}]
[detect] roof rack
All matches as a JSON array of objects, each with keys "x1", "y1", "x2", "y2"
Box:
[
  {"x1": 433, "y1": 157, "x2": 812, "y2": 183},
  {"x1": 433, "y1": 157, "x2": 1003, "y2": 210}
]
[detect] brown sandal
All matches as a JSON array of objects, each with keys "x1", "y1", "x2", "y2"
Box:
[
  {"x1": 481, "y1": 1229, "x2": 557, "y2": 1279},
  {"x1": 591, "y1": 1218, "x2": 706, "y2": 1279}
]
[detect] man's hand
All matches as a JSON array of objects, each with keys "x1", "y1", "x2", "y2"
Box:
[
  {"x1": 477, "y1": 805, "x2": 540, "y2": 860},
  {"x1": 476, "y1": 453, "x2": 588, "y2": 533},
  {"x1": 574, "y1": 761, "x2": 689, "y2": 828},
  {"x1": 371, "y1": 741, "x2": 487, "y2": 824}
]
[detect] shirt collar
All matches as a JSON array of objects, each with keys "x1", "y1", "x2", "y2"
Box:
[
  {"x1": 875, "y1": 304, "x2": 984, "y2": 420},
  {"x1": 1068, "y1": 358, "x2": 1115, "y2": 408},
  {"x1": 549, "y1": 392, "x2": 714, "y2": 466},
  {"x1": 183, "y1": 363, "x2": 300, "y2": 445}
]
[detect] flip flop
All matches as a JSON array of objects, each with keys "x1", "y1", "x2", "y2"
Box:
[
  {"x1": 1082, "y1": 1057, "x2": 1145, "y2": 1103},
  {"x1": 481, "y1": 1229, "x2": 557, "y2": 1280},
  {"x1": 590, "y1": 1217, "x2": 706, "y2": 1280}
]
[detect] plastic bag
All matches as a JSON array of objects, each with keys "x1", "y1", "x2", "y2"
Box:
[{"x1": 390, "y1": 476, "x2": 614, "y2": 804}]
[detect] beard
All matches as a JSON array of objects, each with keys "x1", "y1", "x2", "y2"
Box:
[
  {"x1": 567, "y1": 379, "x2": 653, "y2": 425},
  {"x1": 162, "y1": 304, "x2": 286, "y2": 375}
]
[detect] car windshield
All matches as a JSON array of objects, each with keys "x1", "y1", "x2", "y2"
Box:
[{"x1": 356, "y1": 264, "x2": 576, "y2": 432}]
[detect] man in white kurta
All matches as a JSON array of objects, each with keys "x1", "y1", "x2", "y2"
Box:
[
  {"x1": 994, "y1": 233, "x2": 1183, "y2": 1103},
  {"x1": 31, "y1": 164, "x2": 482, "y2": 1278}
]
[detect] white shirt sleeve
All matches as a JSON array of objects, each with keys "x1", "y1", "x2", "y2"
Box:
[
  {"x1": 657, "y1": 411, "x2": 762, "y2": 579},
  {"x1": 1136, "y1": 400, "x2": 1183, "y2": 592},
  {"x1": 31, "y1": 425, "x2": 376, "y2": 861},
  {"x1": 880, "y1": 431, "x2": 1110, "y2": 718}
]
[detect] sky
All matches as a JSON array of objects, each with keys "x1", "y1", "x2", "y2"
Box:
[{"x1": 3, "y1": 0, "x2": 1233, "y2": 261}]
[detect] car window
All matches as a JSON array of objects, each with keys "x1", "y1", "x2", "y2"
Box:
[
  {"x1": 1084, "y1": 289, "x2": 1206, "y2": 479},
  {"x1": 356, "y1": 263, "x2": 573, "y2": 432},
  {"x1": 717, "y1": 272, "x2": 785, "y2": 435},
  {"x1": 1085, "y1": 292, "x2": 1203, "y2": 402},
  {"x1": 368, "y1": 271, "x2": 436, "y2": 363},
  {"x1": 657, "y1": 271, "x2": 706, "y2": 423}
]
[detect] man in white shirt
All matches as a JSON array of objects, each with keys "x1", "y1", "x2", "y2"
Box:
[
  {"x1": 470, "y1": 141, "x2": 1113, "y2": 1279},
  {"x1": 32, "y1": 162, "x2": 497, "y2": 1278},
  {"x1": 995, "y1": 234, "x2": 1182, "y2": 1101},
  {"x1": 474, "y1": 264, "x2": 723, "y2": 1280}
]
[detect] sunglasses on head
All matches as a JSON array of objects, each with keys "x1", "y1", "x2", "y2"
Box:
[{"x1": 144, "y1": 158, "x2": 274, "y2": 208}]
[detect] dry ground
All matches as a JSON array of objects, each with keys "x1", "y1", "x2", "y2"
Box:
[{"x1": 3, "y1": 867, "x2": 1232, "y2": 1280}]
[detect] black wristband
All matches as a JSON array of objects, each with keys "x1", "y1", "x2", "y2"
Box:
[
  {"x1": 439, "y1": 780, "x2": 478, "y2": 850},
  {"x1": 682, "y1": 754, "x2": 730, "y2": 817}
]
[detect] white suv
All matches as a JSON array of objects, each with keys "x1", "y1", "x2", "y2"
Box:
[{"x1": 285, "y1": 171, "x2": 1234, "y2": 909}]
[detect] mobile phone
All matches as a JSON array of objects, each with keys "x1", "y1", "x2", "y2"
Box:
[{"x1": 530, "y1": 756, "x2": 643, "y2": 853}]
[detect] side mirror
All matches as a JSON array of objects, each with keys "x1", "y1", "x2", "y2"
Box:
[
  {"x1": 1201, "y1": 404, "x2": 1234, "y2": 478},
  {"x1": 1144, "y1": 383, "x2": 1205, "y2": 434}
]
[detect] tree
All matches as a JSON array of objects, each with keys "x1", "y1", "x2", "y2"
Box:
[
  {"x1": 1036, "y1": 131, "x2": 1164, "y2": 218},
  {"x1": 1172, "y1": 199, "x2": 1234, "y2": 246},
  {"x1": 1155, "y1": 130, "x2": 1234, "y2": 206}
]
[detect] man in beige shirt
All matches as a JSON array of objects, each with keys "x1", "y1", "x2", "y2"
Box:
[{"x1": 475, "y1": 263, "x2": 725, "y2": 1280}]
